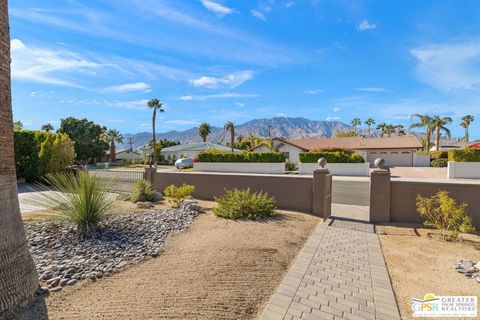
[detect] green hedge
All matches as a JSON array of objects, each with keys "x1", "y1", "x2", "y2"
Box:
[
  {"x1": 431, "y1": 158, "x2": 448, "y2": 167},
  {"x1": 198, "y1": 152, "x2": 286, "y2": 163},
  {"x1": 449, "y1": 149, "x2": 480, "y2": 162},
  {"x1": 299, "y1": 151, "x2": 365, "y2": 163}
]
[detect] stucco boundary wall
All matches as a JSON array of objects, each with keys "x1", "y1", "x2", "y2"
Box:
[
  {"x1": 448, "y1": 161, "x2": 480, "y2": 179},
  {"x1": 369, "y1": 172, "x2": 480, "y2": 229},
  {"x1": 151, "y1": 170, "x2": 331, "y2": 216},
  {"x1": 193, "y1": 162, "x2": 285, "y2": 174},
  {"x1": 298, "y1": 162, "x2": 370, "y2": 176}
]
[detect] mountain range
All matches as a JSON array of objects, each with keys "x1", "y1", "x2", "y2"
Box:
[{"x1": 119, "y1": 117, "x2": 360, "y2": 149}]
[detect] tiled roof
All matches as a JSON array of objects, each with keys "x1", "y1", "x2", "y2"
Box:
[
  {"x1": 287, "y1": 136, "x2": 422, "y2": 151},
  {"x1": 161, "y1": 142, "x2": 240, "y2": 152}
]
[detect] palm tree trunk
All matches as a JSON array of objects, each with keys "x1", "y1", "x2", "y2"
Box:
[
  {"x1": 368, "y1": 126, "x2": 371, "y2": 137},
  {"x1": 435, "y1": 126, "x2": 441, "y2": 151},
  {"x1": 152, "y1": 109, "x2": 156, "y2": 167},
  {"x1": 0, "y1": 1, "x2": 39, "y2": 314},
  {"x1": 465, "y1": 126, "x2": 469, "y2": 144},
  {"x1": 110, "y1": 142, "x2": 116, "y2": 163},
  {"x1": 230, "y1": 130, "x2": 234, "y2": 153},
  {"x1": 202, "y1": 136, "x2": 206, "y2": 143},
  {"x1": 425, "y1": 127, "x2": 431, "y2": 151}
]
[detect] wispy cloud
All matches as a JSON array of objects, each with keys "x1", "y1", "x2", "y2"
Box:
[
  {"x1": 305, "y1": 89, "x2": 323, "y2": 95},
  {"x1": 251, "y1": 10, "x2": 266, "y2": 21},
  {"x1": 333, "y1": 107, "x2": 340, "y2": 112},
  {"x1": 285, "y1": 2, "x2": 295, "y2": 8},
  {"x1": 356, "y1": 87, "x2": 386, "y2": 92},
  {"x1": 356, "y1": 20, "x2": 377, "y2": 31},
  {"x1": 189, "y1": 71, "x2": 254, "y2": 89},
  {"x1": 179, "y1": 92, "x2": 259, "y2": 101},
  {"x1": 326, "y1": 116, "x2": 341, "y2": 121},
  {"x1": 200, "y1": 0, "x2": 233, "y2": 16},
  {"x1": 235, "y1": 102, "x2": 245, "y2": 107},
  {"x1": 411, "y1": 40, "x2": 480, "y2": 91},
  {"x1": 103, "y1": 82, "x2": 152, "y2": 93},
  {"x1": 11, "y1": 39, "x2": 100, "y2": 87}
]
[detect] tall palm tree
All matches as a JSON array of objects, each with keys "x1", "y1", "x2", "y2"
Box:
[
  {"x1": 376, "y1": 123, "x2": 387, "y2": 138},
  {"x1": 105, "y1": 129, "x2": 124, "y2": 163},
  {"x1": 198, "y1": 122, "x2": 212, "y2": 142},
  {"x1": 461, "y1": 115, "x2": 474, "y2": 144},
  {"x1": 385, "y1": 124, "x2": 395, "y2": 137},
  {"x1": 410, "y1": 114, "x2": 433, "y2": 151},
  {"x1": 224, "y1": 121, "x2": 235, "y2": 152},
  {"x1": 394, "y1": 124, "x2": 405, "y2": 137},
  {"x1": 0, "y1": 1, "x2": 39, "y2": 314},
  {"x1": 365, "y1": 118, "x2": 375, "y2": 137},
  {"x1": 147, "y1": 99, "x2": 165, "y2": 167},
  {"x1": 350, "y1": 118, "x2": 361, "y2": 136},
  {"x1": 41, "y1": 123, "x2": 54, "y2": 132},
  {"x1": 431, "y1": 115, "x2": 452, "y2": 151}
]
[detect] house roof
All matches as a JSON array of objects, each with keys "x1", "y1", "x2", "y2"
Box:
[
  {"x1": 286, "y1": 136, "x2": 422, "y2": 151},
  {"x1": 106, "y1": 149, "x2": 141, "y2": 155},
  {"x1": 467, "y1": 142, "x2": 480, "y2": 149},
  {"x1": 161, "y1": 142, "x2": 241, "y2": 152},
  {"x1": 250, "y1": 137, "x2": 309, "y2": 152}
]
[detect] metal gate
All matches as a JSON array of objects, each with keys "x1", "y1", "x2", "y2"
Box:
[{"x1": 87, "y1": 170, "x2": 144, "y2": 193}]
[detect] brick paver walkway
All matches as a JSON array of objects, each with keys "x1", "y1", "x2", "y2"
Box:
[{"x1": 259, "y1": 218, "x2": 400, "y2": 320}]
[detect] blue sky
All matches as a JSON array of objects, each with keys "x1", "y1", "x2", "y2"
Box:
[{"x1": 9, "y1": 0, "x2": 480, "y2": 138}]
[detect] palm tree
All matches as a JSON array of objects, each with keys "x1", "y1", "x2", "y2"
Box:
[
  {"x1": 431, "y1": 115, "x2": 452, "y2": 151},
  {"x1": 394, "y1": 124, "x2": 405, "y2": 137},
  {"x1": 385, "y1": 124, "x2": 395, "y2": 137},
  {"x1": 105, "y1": 129, "x2": 124, "y2": 163},
  {"x1": 350, "y1": 118, "x2": 361, "y2": 136},
  {"x1": 41, "y1": 123, "x2": 54, "y2": 132},
  {"x1": 198, "y1": 122, "x2": 212, "y2": 142},
  {"x1": 376, "y1": 123, "x2": 387, "y2": 138},
  {"x1": 461, "y1": 115, "x2": 474, "y2": 143},
  {"x1": 365, "y1": 118, "x2": 375, "y2": 137},
  {"x1": 147, "y1": 99, "x2": 165, "y2": 167},
  {"x1": 0, "y1": 2, "x2": 39, "y2": 314},
  {"x1": 224, "y1": 121, "x2": 235, "y2": 152},
  {"x1": 13, "y1": 120, "x2": 23, "y2": 131},
  {"x1": 410, "y1": 114, "x2": 433, "y2": 151}
]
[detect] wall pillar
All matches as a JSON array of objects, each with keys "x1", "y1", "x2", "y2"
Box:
[
  {"x1": 144, "y1": 167, "x2": 157, "y2": 184},
  {"x1": 369, "y1": 169, "x2": 391, "y2": 223},
  {"x1": 312, "y1": 168, "x2": 332, "y2": 220}
]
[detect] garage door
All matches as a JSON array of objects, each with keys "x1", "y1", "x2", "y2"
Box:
[{"x1": 367, "y1": 150, "x2": 413, "y2": 167}]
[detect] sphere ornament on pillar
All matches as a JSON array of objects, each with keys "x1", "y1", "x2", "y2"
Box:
[
  {"x1": 318, "y1": 157, "x2": 327, "y2": 168},
  {"x1": 374, "y1": 158, "x2": 385, "y2": 169}
]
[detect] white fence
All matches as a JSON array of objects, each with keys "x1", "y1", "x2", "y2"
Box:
[
  {"x1": 299, "y1": 163, "x2": 370, "y2": 176},
  {"x1": 447, "y1": 162, "x2": 480, "y2": 179},
  {"x1": 193, "y1": 162, "x2": 286, "y2": 174},
  {"x1": 88, "y1": 170, "x2": 144, "y2": 192}
]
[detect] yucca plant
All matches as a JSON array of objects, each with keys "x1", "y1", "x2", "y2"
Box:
[
  {"x1": 131, "y1": 179, "x2": 158, "y2": 203},
  {"x1": 31, "y1": 172, "x2": 116, "y2": 232}
]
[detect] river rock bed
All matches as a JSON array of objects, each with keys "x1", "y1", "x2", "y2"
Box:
[{"x1": 25, "y1": 201, "x2": 200, "y2": 293}]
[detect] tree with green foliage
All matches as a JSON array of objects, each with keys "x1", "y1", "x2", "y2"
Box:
[
  {"x1": 105, "y1": 129, "x2": 124, "y2": 162},
  {"x1": 365, "y1": 118, "x2": 375, "y2": 137},
  {"x1": 460, "y1": 115, "x2": 474, "y2": 144},
  {"x1": 224, "y1": 121, "x2": 235, "y2": 152},
  {"x1": 41, "y1": 123, "x2": 54, "y2": 132},
  {"x1": 410, "y1": 114, "x2": 434, "y2": 150},
  {"x1": 147, "y1": 98, "x2": 165, "y2": 167},
  {"x1": 39, "y1": 133, "x2": 76, "y2": 173},
  {"x1": 13, "y1": 120, "x2": 23, "y2": 131},
  {"x1": 198, "y1": 122, "x2": 212, "y2": 142},
  {"x1": 350, "y1": 118, "x2": 361, "y2": 136},
  {"x1": 431, "y1": 115, "x2": 452, "y2": 151},
  {"x1": 58, "y1": 117, "x2": 108, "y2": 163}
]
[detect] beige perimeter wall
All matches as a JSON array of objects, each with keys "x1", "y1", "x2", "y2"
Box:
[
  {"x1": 153, "y1": 171, "x2": 313, "y2": 212},
  {"x1": 390, "y1": 180, "x2": 480, "y2": 229}
]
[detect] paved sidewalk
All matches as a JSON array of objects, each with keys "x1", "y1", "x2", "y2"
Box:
[{"x1": 259, "y1": 218, "x2": 400, "y2": 320}]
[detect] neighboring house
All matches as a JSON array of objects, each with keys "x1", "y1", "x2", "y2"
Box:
[
  {"x1": 429, "y1": 139, "x2": 466, "y2": 151},
  {"x1": 106, "y1": 149, "x2": 142, "y2": 161},
  {"x1": 252, "y1": 136, "x2": 423, "y2": 167},
  {"x1": 467, "y1": 142, "x2": 480, "y2": 149},
  {"x1": 161, "y1": 142, "x2": 241, "y2": 162}
]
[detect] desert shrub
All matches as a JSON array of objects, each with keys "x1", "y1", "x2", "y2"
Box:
[
  {"x1": 214, "y1": 188, "x2": 276, "y2": 219},
  {"x1": 32, "y1": 172, "x2": 116, "y2": 232},
  {"x1": 40, "y1": 133, "x2": 76, "y2": 173},
  {"x1": 299, "y1": 151, "x2": 364, "y2": 163},
  {"x1": 430, "y1": 158, "x2": 448, "y2": 167},
  {"x1": 285, "y1": 161, "x2": 298, "y2": 171},
  {"x1": 416, "y1": 191, "x2": 476, "y2": 238},
  {"x1": 164, "y1": 183, "x2": 195, "y2": 207},
  {"x1": 131, "y1": 180, "x2": 158, "y2": 203},
  {"x1": 449, "y1": 149, "x2": 480, "y2": 162},
  {"x1": 198, "y1": 151, "x2": 285, "y2": 163}
]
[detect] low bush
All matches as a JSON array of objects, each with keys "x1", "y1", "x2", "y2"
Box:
[
  {"x1": 214, "y1": 188, "x2": 276, "y2": 219},
  {"x1": 416, "y1": 191, "x2": 476, "y2": 238},
  {"x1": 430, "y1": 158, "x2": 448, "y2": 167},
  {"x1": 416, "y1": 150, "x2": 430, "y2": 156},
  {"x1": 164, "y1": 183, "x2": 195, "y2": 207},
  {"x1": 311, "y1": 147, "x2": 354, "y2": 155},
  {"x1": 299, "y1": 151, "x2": 364, "y2": 163},
  {"x1": 198, "y1": 151, "x2": 285, "y2": 163},
  {"x1": 449, "y1": 149, "x2": 480, "y2": 162},
  {"x1": 131, "y1": 180, "x2": 158, "y2": 203},
  {"x1": 285, "y1": 161, "x2": 298, "y2": 171},
  {"x1": 32, "y1": 172, "x2": 116, "y2": 233},
  {"x1": 430, "y1": 150, "x2": 449, "y2": 160}
]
